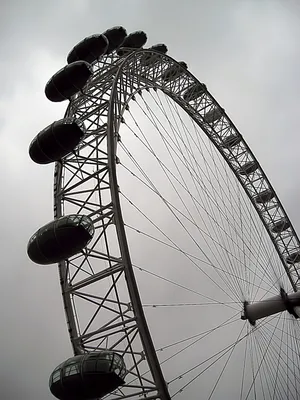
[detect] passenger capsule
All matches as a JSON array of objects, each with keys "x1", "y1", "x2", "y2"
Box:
[
  {"x1": 161, "y1": 61, "x2": 188, "y2": 82},
  {"x1": 221, "y1": 134, "x2": 242, "y2": 149},
  {"x1": 29, "y1": 119, "x2": 85, "y2": 164},
  {"x1": 103, "y1": 26, "x2": 127, "y2": 54},
  {"x1": 254, "y1": 189, "x2": 275, "y2": 204},
  {"x1": 238, "y1": 161, "x2": 258, "y2": 175},
  {"x1": 271, "y1": 218, "x2": 291, "y2": 234},
  {"x1": 286, "y1": 251, "x2": 300, "y2": 265},
  {"x1": 203, "y1": 107, "x2": 224, "y2": 124},
  {"x1": 49, "y1": 352, "x2": 126, "y2": 400},
  {"x1": 27, "y1": 215, "x2": 94, "y2": 265},
  {"x1": 67, "y1": 34, "x2": 109, "y2": 64},
  {"x1": 140, "y1": 44, "x2": 168, "y2": 66},
  {"x1": 117, "y1": 31, "x2": 147, "y2": 56},
  {"x1": 183, "y1": 83, "x2": 207, "y2": 102},
  {"x1": 45, "y1": 61, "x2": 92, "y2": 102}
]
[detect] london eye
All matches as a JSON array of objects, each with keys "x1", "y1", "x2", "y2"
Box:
[{"x1": 28, "y1": 26, "x2": 300, "y2": 399}]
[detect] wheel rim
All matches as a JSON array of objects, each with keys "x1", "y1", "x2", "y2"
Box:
[{"x1": 50, "y1": 48, "x2": 300, "y2": 399}]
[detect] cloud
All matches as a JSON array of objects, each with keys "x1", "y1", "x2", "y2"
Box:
[{"x1": 1, "y1": 0, "x2": 300, "y2": 398}]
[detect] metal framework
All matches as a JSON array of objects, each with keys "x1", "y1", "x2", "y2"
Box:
[{"x1": 53, "y1": 49, "x2": 300, "y2": 400}]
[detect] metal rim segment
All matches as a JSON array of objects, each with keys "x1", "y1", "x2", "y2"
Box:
[{"x1": 53, "y1": 48, "x2": 300, "y2": 399}]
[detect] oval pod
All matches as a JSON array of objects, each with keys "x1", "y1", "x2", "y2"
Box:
[
  {"x1": 27, "y1": 215, "x2": 94, "y2": 265},
  {"x1": 49, "y1": 352, "x2": 126, "y2": 400},
  {"x1": 183, "y1": 83, "x2": 206, "y2": 102},
  {"x1": 140, "y1": 44, "x2": 168, "y2": 66},
  {"x1": 103, "y1": 26, "x2": 127, "y2": 53},
  {"x1": 117, "y1": 31, "x2": 147, "y2": 56},
  {"x1": 254, "y1": 189, "x2": 275, "y2": 204},
  {"x1": 45, "y1": 61, "x2": 92, "y2": 102},
  {"x1": 67, "y1": 34, "x2": 109, "y2": 64},
  {"x1": 29, "y1": 119, "x2": 85, "y2": 164},
  {"x1": 161, "y1": 61, "x2": 188, "y2": 82},
  {"x1": 286, "y1": 250, "x2": 300, "y2": 265}
]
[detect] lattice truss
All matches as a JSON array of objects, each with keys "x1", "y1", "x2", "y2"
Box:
[{"x1": 53, "y1": 49, "x2": 300, "y2": 399}]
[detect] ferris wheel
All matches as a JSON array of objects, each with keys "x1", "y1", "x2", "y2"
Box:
[{"x1": 27, "y1": 26, "x2": 300, "y2": 400}]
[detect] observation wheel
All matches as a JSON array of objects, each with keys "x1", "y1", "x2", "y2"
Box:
[{"x1": 27, "y1": 27, "x2": 300, "y2": 400}]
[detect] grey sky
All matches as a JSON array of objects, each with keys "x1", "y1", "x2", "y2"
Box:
[{"x1": 1, "y1": 0, "x2": 300, "y2": 398}]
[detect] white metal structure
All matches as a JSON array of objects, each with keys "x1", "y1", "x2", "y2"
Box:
[{"x1": 47, "y1": 32, "x2": 300, "y2": 399}]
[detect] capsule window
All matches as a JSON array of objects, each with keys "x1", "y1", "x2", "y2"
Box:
[
  {"x1": 83, "y1": 359, "x2": 97, "y2": 373},
  {"x1": 96, "y1": 359, "x2": 110, "y2": 373},
  {"x1": 81, "y1": 216, "x2": 95, "y2": 235},
  {"x1": 28, "y1": 232, "x2": 38, "y2": 245},
  {"x1": 69, "y1": 215, "x2": 82, "y2": 225},
  {"x1": 64, "y1": 363, "x2": 80, "y2": 376},
  {"x1": 52, "y1": 370, "x2": 61, "y2": 383},
  {"x1": 106, "y1": 352, "x2": 113, "y2": 360},
  {"x1": 112, "y1": 354, "x2": 126, "y2": 377}
]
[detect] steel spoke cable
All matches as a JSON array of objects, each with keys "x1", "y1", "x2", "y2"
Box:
[
  {"x1": 123, "y1": 95, "x2": 278, "y2": 294},
  {"x1": 122, "y1": 119, "x2": 243, "y2": 300},
  {"x1": 120, "y1": 165, "x2": 277, "y2": 297},
  {"x1": 170, "y1": 322, "x2": 252, "y2": 397},
  {"x1": 120, "y1": 313, "x2": 240, "y2": 390},
  {"x1": 121, "y1": 185, "x2": 254, "y2": 304},
  {"x1": 251, "y1": 321, "x2": 282, "y2": 399},
  {"x1": 188, "y1": 116, "x2": 279, "y2": 296},
  {"x1": 240, "y1": 330, "x2": 250, "y2": 400},
  {"x1": 289, "y1": 320, "x2": 300, "y2": 397},
  {"x1": 137, "y1": 91, "x2": 258, "y2": 251},
  {"x1": 161, "y1": 94, "x2": 245, "y2": 299},
  {"x1": 159, "y1": 314, "x2": 241, "y2": 368},
  {"x1": 251, "y1": 318, "x2": 297, "y2": 399},
  {"x1": 272, "y1": 312, "x2": 288, "y2": 399},
  {"x1": 143, "y1": 302, "x2": 243, "y2": 308},
  {"x1": 156, "y1": 314, "x2": 240, "y2": 354},
  {"x1": 163, "y1": 94, "x2": 246, "y2": 300},
  {"x1": 153, "y1": 90, "x2": 276, "y2": 271},
  {"x1": 119, "y1": 142, "x2": 273, "y2": 289},
  {"x1": 168, "y1": 314, "x2": 280, "y2": 386},
  {"x1": 132, "y1": 262, "x2": 239, "y2": 311},
  {"x1": 251, "y1": 329, "x2": 271, "y2": 400},
  {"x1": 259, "y1": 322, "x2": 300, "y2": 382},
  {"x1": 256, "y1": 329, "x2": 295, "y2": 400},
  {"x1": 119, "y1": 176, "x2": 242, "y2": 303},
  {"x1": 125, "y1": 222, "x2": 278, "y2": 293},
  {"x1": 206, "y1": 321, "x2": 247, "y2": 400},
  {"x1": 144, "y1": 92, "x2": 263, "y2": 259},
  {"x1": 189, "y1": 113, "x2": 280, "y2": 285},
  {"x1": 120, "y1": 135, "x2": 264, "y2": 282}
]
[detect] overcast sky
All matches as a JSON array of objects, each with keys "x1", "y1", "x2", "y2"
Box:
[{"x1": 1, "y1": 0, "x2": 300, "y2": 399}]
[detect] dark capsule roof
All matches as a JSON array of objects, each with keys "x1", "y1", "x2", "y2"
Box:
[
  {"x1": 67, "y1": 34, "x2": 109, "y2": 64},
  {"x1": 286, "y1": 251, "x2": 300, "y2": 265},
  {"x1": 221, "y1": 134, "x2": 241, "y2": 148},
  {"x1": 150, "y1": 43, "x2": 168, "y2": 53},
  {"x1": 45, "y1": 61, "x2": 92, "y2": 102},
  {"x1": 49, "y1": 351, "x2": 126, "y2": 400},
  {"x1": 117, "y1": 31, "x2": 148, "y2": 57},
  {"x1": 238, "y1": 161, "x2": 258, "y2": 175},
  {"x1": 161, "y1": 61, "x2": 188, "y2": 82},
  {"x1": 140, "y1": 43, "x2": 168, "y2": 66},
  {"x1": 271, "y1": 218, "x2": 291, "y2": 234},
  {"x1": 183, "y1": 83, "x2": 206, "y2": 102},
  {"x1": 179, "y1": 61, "x2": 188, "y2": 69},
  {"x1": 27, "y1": 215, "x2": 94, "y2": 265},
  {"x1": 254, "y1": 189, "x2": 275, "y2": 204},
  {"x1": 121, "y1": 31, "x2": 147, "y2": 49},
  {"x1": 29, "y1": 118, "x2": 85, "y2": 164},
  {"x1": 203, "y1": 107, "x2": 224, "y2": 124},
  {"x1": 103, "y1": 26, "x2": 127, "y2": 53}
]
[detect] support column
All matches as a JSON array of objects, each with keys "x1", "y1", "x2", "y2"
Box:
[{"x1": 241, "y1": 289, "x2": 300, "y2": 325}]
